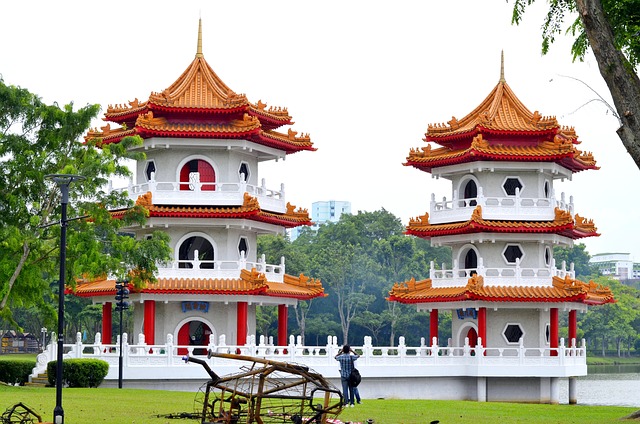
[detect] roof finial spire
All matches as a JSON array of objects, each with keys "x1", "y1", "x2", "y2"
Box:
[
  {"x1": 500, "y1": 50, "x2": 506, "y2": 83},
  {"x1": 196, "y1": 18, "x2": 203, "y2": 58}
]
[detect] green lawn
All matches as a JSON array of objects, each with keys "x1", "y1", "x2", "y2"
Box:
[
  {"x1": 0, "y1": 385, "x2": 636, "y2": 424},
  {"x1": 0, "y1": 353, "x2": 37, "y2": 361}
]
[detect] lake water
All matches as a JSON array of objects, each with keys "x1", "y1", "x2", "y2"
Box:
[{"x1": 558, "y1": 365, "x2": 640, "y2": 407}]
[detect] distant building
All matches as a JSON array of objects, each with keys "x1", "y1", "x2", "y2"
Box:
[
  {"x1": 590, "y1": 253, "x2": 640, "y2": 281},
  {"x1": 289, "y1": 200, "x2": 351, "y2": 240}
]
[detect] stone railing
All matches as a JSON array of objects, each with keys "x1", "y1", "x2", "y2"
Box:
[
  {"x1": 429, "y1": 187, "x2": 574, "y2": 224},
  {"x1": 156, "y1": 252, "x2": 286, "y2": 282},
  {"x1": 429, "y1": 258, "x2": 576, "y2": 287},
  {"x1": 33, "y1": 333, "x2": 587, "y2": 383},
  {"x1": 110, "y1": 174, "x2": 286, "y2": 213}
]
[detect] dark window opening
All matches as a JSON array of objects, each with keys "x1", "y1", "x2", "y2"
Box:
[
  {"x1": 145, "y1": 161, "x2": 156, "y2": 181},
  {"x1": 238, "y1": 237, "x2": 248, "y2": 256},
  {"x1": 503, "y1": 178, "x2": 523, "y2": 196},
  {"x1": 504, "y1": 324, "x2": 524, "y2": 343},
  {"x1": 504, "y1": 245, "x2": 523, "y2": 263},
  {"x1": 239, "y1": 163, "x2": 250, "y2": 181}
]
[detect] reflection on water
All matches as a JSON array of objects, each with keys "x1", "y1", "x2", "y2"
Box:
[{"x1": 558, "y1": 365, "x2": 640, "y2": 406}]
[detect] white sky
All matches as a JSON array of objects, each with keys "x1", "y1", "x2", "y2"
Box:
[{"x1": 2, "y1": 1, "x2": 638, "y2": 261}]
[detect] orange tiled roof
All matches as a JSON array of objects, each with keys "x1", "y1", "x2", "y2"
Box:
[
  {"x1": 406, "y1": 206, "x2": 598, "y2": 240},
  {"x1": 71, "y1": 268, "x2": 324, "y2": 300},
  {"x1": 135, "y1": 110, "x2": 262, "y2": 139},
  {"x1": 405, "y1": 132, "x2": 598, "y2": 173},
  {"x1": 387, "y1": 274, "x2": 615, "y2": 305},
  {"x1": 88, "y1": 20, "x2": 313, "y2": 154},
  {"x1": 425, "y1": 79, "x2": 560, "y2": 142},
  {"x1": 111, "y1": 192, "x2": 312, "y2": 229}
]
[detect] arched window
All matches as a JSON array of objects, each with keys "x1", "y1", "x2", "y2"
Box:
[
  {"x1": 178, "y1": 236, "x2": 214, "y2": 269},
  {"x1": 180, "y1": 159, "x2": 215, "y2": 191}
]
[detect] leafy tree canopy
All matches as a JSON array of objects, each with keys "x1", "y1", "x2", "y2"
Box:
[{"x1": 0, "y1": 78, "x2": 171, "y2": 327}]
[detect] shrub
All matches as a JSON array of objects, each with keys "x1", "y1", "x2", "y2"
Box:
[
  {"x1": 0, "y1": 360, "x2": 36, "y2": 385},
  {"x1": 47, "y1": 359, "x2": 109, "y2": 388}
]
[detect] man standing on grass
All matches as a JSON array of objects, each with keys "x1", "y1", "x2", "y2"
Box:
[{"x1": 335, "y1": 344, "x2": 359, "y2": 407}]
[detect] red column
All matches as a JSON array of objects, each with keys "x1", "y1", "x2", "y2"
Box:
[
  {"x1": 278, "y1": 304, "x2": 288, "y2": 346},
  {"x1": 237, "y1": 302, "x2": 248, "y2": 346},
  {"x1": 550, "y1": 308, "x2": 559, "y2": 356},
  {"x1": 568, "y1": 310, "x2": 577, "y2": 347},
  {"x1": 478, "y1": 307, "x2": 487, "y2": 349},
  {"x1": 102, "y1": 302, "x2": 112, "y2": 345},
  {"x1": 143, "y1": 300, "x2": 156, "y2": 345},
  {"x1": 429, "y1": 309, "x2": 439, "y2": 345}
]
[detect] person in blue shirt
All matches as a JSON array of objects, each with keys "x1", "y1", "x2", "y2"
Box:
[{"x1": 334, "y1": 344, "x2": 360, "y2": 406}]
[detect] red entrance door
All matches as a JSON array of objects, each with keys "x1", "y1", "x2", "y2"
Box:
[
  {"x1": 180, "y1": 159, "x2": 215, "y2": 191},
  {"x1": 467, "y1": 327, "x2": 478, "y2": 355},
  {"x1": 177, "y1": 321, "x2": 212, "y2": 355}
]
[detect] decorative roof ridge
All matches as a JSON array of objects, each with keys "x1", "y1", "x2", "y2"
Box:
[
  {"x1": 407, "y1": 206, "x2": 577, "y2": 230},
  {"x1": 106, "y1": 98, "x2": 148, "y2": 116},
  {"x1": 388, "y1": 277, "x2": 433, "y2": 295},
  {"x1": 261, "y1": 128, "x2": 311, "y2": 144},
  {"x1": 135, "y1": 110, "x2": 261, "y2": 133},
  {"x1": 250, "y1": 100, "x2": 291, "y2": 119},
  {"x1": 282, "y1": 273, "x2": 323, "y2": 290}
]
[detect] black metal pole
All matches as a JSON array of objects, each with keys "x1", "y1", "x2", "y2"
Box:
[
  {"x1": 53, "y1": 182, "x2": 69, "y2": 424},
  {"x1": 118, "y1": 304, "x2": 123, "y2": 389},
  {"x1": 46, "y1": 174, "x2": 85, "y2": 424}
]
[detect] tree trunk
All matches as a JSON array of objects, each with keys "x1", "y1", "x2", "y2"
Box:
[
  {"x1": 0, "y1": 241, "x2": 30, "y2": 310},
  {"x1": 575, "y1": 0, "x2": 640, "y2": 169}
]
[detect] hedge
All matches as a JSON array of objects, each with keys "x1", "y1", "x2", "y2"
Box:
[
  {"x1": 47, "y1": 359, "x2": 109, "y2": 388},
  {"x1": 0, "y1": 360, "x2": 36, "y2": 385}
]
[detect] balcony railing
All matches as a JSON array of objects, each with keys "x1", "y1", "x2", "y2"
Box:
[
  {"x1": 429, "y1": 258, "x2": 576, "y2": 287},
  {"x1": 156, "y1": 253, "x2": 286, "y2": 282},
  {"x1": 429, "y1": 187, "x2": 574, "y2": 224},
  {"x1": 110, "y1": 173, "x2": 286, "y2": 213}
]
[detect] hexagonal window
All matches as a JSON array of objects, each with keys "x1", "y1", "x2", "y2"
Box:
[
  {"x1": 239, "y1": 163, "x2": 250, "y2": 182},
  {"x1": 503, "y1": 244, "x2": 523, "y2": 264},
  {"x1": 145, "y1": 161, "x2": 156, "y2": 182},
  {"x1": 502, "y1": 177, "x2": 523, "y2": 196},
  {"x1": 503, "y1": 323, "x2": 524, "y2": 344}
]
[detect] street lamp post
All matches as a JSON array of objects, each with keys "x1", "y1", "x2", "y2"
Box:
[
  {"x1": 114, "y1": 280, "x2": 129, "y2": 389},
  {"x1": 46, "y1": 174, "x2": 85, "y2": 424}
]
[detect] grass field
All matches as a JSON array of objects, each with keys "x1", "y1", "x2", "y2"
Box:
[{"x1": 0, "y1": 385, "x2": 636, "y2": 424}]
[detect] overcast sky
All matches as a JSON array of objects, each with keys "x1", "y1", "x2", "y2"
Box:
[{"x1": 2, "y1": 1, "x2": 638, "y2": 261}]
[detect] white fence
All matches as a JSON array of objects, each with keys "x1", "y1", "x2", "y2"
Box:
[{"x1": 33, "y1": 332, "x2": 587, "y2": 383}]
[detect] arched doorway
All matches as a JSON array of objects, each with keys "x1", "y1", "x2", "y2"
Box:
[
  {"x1": 463, "y1": 179, "x2": 478, "y2": 206},
  {"x1": 180, "y1": 159, "x2": 215, "y2": 191},
  {"x1": 177, "y1": 320, "x2": 213, "y2": 355},
  {"x1": 467, "y1": 327, "x2": 478, "y2": 356},
  {"x1": 464, "y1": 249, "x2": 478, "y2": 274},
  {"x1": 178, "y1": 235, "x2": 214, "y2": 269}
]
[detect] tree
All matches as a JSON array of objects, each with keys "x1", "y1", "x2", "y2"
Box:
[
  {"x1": 553, "y1": 243, "x2": 597, "y2": 279},
  {"x1": 511, "y1": 0, "x2": 640, "y2": 170},
  {"x1": 0, "y1": 78, "x2": 171, "y2": 330}
]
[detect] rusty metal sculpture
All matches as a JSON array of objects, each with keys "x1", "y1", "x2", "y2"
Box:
[
  {"x1": 0, "y1": 403, "x2": 42, "y2": 424},
  {"x1": 183, "y1": 352, "x2": 343, "y2": 424}
]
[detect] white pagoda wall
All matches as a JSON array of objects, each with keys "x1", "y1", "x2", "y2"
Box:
[{"x1": 132, "y1": 301, "x2": 257, "y2": 346}]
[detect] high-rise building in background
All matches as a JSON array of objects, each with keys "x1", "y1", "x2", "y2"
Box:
[{"x1": 289, "y1": 200, "x2": 351, "y2": 241}]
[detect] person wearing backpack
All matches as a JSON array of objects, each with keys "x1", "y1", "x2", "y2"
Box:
[{"x1": 335, "y1": 344, "x2": 360, "y2": 407}]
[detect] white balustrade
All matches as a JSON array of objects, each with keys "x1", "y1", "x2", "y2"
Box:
[
  {"x1": 429, "y1": 187, "x2": 575, "y2": 224},
  {"x1": 109, "y1": 175, "x2": 286, "y2": 213},
  {"x1": 31, "y1": 332, "x2": 587, "y2": 383},
  {"x1": 429, "y1": 258, "x2": 576, "y2": 287},
  {"x1": 157, "y1": 255, "x2": 286, "y2": 282}
]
